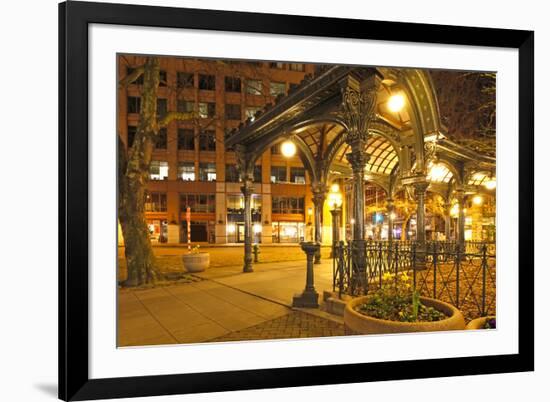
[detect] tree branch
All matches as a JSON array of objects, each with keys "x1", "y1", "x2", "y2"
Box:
[
  {"x1": 118, "y1": 65, "x2": 145, "y2": 89},
  {"x1": 157, "y1": 111, "x2": 201, "y2": 128}
]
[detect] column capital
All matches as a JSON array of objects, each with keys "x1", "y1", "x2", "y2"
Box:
[
  {"x1": 412, "y1": 181, "x2": 429, "y2": 196},
  {"x1": 346, "y1": 149, "x2": 370, "y2": 173},
  {"x1": 454, "y1": 188, "x2": 466, "y2": 202}
]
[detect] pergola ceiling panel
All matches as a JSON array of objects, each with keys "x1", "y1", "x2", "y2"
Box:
[
  {"x1": 333, "y1": 133, "x2": 399, "y2": 176},
  {"x1": 426, "y1": 162, "x2": 454, "y2": 183},
  {"x1": 469, "y1": 172, "x2": 492, "y2": 186}
]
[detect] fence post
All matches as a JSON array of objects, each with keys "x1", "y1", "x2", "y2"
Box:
[
  {"x1": 455, "y1": 242, "x2": 461, "y2": 308},
  {"x1": 481, "y1": 243, "x2": 488, "y2": 316}
]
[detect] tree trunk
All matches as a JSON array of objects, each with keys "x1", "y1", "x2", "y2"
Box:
[{"x1": 119, "y1": 57, "x2": 161, "y2": 287}]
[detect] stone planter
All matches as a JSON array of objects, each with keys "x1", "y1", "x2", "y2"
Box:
[
  {"x1": 344, "y1": 296, "x2": 466, "y2": 335},
  {"x1": 466, "y1": 315, "x2": 496, "y2": 330},
  {"x1": 182, "y1": 252, "x2": 210, "y2": 273}
]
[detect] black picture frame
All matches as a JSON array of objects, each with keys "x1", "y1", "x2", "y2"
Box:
[{"x1": 59, "y1": 1, "x2": 534, "y2": 400}]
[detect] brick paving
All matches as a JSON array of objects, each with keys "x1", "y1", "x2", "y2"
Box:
[{"x1": 206, "y1": 310, "x2": 345, "y2": 342}]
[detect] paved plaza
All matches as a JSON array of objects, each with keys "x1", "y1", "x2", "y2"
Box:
[{"x1": 118, "y1": 251, "x2": 341, "y2": 347}]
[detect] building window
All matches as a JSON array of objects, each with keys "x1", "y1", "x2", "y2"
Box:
[
  {"x1": 198, "y1": 74, "x2": 216, "y2": 90},
  {"x1": 159, "y1": 70, "x2": 167, "y2": 87},
  {"x1": 225, "y1": 76, "x2": 241, "y2": 92},
  {"x1": 144, "y1": 192, "x2": 167, "y2": 212},
  {"x1": 177, "y1": 162, "x2": 195, "y2": 181},
  {"x1": 180, "y1": 193, "x2": 216, "y2": 213},
  {"x1": 270, "y1": 82, "x2": 286, "y2": 97},
  {"x1": 289, "y1": 63, "x2": 305, "y2": 72},
  {"x1": 127, "y1": 96, "x2": 141, "y2": 114},
  {"x1": 289, "y1": 83, "x2": 299, "y2": 92},
  {"x1": 227, "y1": 195, "x2": 262, "y2": 212},
  {"x1": 177, "y1": 72, "x2": 194, "y2": 88},
  {"x1": 225, "y1": 104, "x2": 241, "y2": 120},
  {"x1": 177, "y1": 100, "x2": 194, "y2": 113},
  {"x1": 157, "y1": 98, "x2": 168, "y2": 118},
  {"x1": 272, "y1": 197, "x2": 305, "y2": 214},
  {"x1": 177, "y1": 128, "x2": 195, "y2": 150},
  {"x1": 199, "y1": 130, "x2": 216, "y2": 151},
  {"x1": 290, "y1": 167, "x2": 306, "y2": 184},
  {"x1": 198, "y1": 102, "x2": 216, "y2": 118},
  {"x1": 246, "y1": 79, "x2": 263, "y2": 95},
  {"x1": 127, "y1": 126, "x2": 137, "y2": 147},
  {"x1": 126, "y1": 67, "x2": 144, "y2": 85},
  {"x1": 149, "y1": 161, "x2": 169, "y2": 180},
  {"x1": 254, "y1": 165, "x2": 262, "y2": 183},
  {"x1": 199, "y1": 163, "x2": 217, "y2": 181},
  {"x1": 271, "y1": 144, "x2": 281, "y2": 155},
  {"x1": 155, "y1": 128, "x2": 167, "y2": 149},
  {"x1": 269, "y1": 62, "x2": 285, "y2": 69},
  {"x1": 245, "y1": 106, "x2": 262, "y2": 120},
  {"x1": 225, "y1": 165, "x2": 240, "y2": 182},
  {"x1": 271, "y1": 166, "x2": 287, "y2": 183}
]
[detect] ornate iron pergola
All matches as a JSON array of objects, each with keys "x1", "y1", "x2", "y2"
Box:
[{"x1": 226, "y1": 64, "x2": 496, "y2": 276}]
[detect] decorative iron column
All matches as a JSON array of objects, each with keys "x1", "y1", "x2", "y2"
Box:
[
  {"x1": 330, "y1": 207, "x2": 342, "y2": 258},
  {"x1": 413, "y1": 181, "x2": 429, "y2": 245},
  {"x1": 241, "y1": 178, "x2": 254, "y2": 273},
  {"x1": 311, "y1": 184, "x2": 327, "y2": 264},
  {"x1": 413, "y1": 181, "x2": 429, "y2": 270},
  {"x1": 443, "y1": 201, "x2": 452, "y2": 240},
  {"x1": 340, "y1": 72, "x2": 379, "y2": 287},
  {"x1": 456, "y1": 189, "x2": 466, "y2": 251},
  {"x1": 386, "y1": 197, "x2": 394, "y2": 242}
]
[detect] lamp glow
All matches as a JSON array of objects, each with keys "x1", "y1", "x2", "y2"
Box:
[
  {"x1": 227, "y1": 224, "x2": 236, "y2": 234},
  {"x1": 330, "y1": 183, "x2": 340, "y2": 193},
  {"x1": 484, "y1": 179, "x2": 496, "y2": 190},
  {"x1": 281, "y1": 140, "x2": 296, "y2": 157},
  {"x1": 473, "y1": 195, "x2": 483, "y2": 205},
  {"x1": 253, "y1": 224, "x2": 262, "y2": 234},
  {"x1": 429, "y1": 164, "x2": 447, "y2": 181},
  {"x1": 387, "y1": 93, "x2": 405, "y2": 112}
]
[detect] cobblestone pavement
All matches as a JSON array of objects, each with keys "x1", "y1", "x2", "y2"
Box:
[{"x1": 206, "y1": 310, "x2": 345, "y2": 342}]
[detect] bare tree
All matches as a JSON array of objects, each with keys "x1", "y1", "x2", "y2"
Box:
[
  {"x1": 431, "y1": 71, "x2": 496, "y2": 157},
  {"x1": 118, "y1": 57, "x2": 198, "y2": 287}
]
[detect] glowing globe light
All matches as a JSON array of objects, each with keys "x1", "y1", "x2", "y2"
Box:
[
  {"x1": 387, "y1": 93, "x2": 405, "y2": 112},
  {"x1": 330, "y1": 183, "x2": 340, "y2": 193},
  {"x1": 253, "y1": 223, "x2": 262, "y2": 234},
  {"x1": 484, "y1": 179, "x2": 496, "y2": 190},
  {"x1": 281, "y1": 140, "x2": 296, "y2": 157},
  {"x1": 473, "y1": 195, "x2": 483, "y2": 205},
  {"x1": 429, "y1": 164, "x2": 447, "y2": 181}
]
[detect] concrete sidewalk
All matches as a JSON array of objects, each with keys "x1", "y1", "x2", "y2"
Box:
[{"x1": 118, "y1": 260, "x2": 338, "y2": 347}]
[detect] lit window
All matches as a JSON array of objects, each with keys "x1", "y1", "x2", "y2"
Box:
[
  {"x1": 177, "y1": 162, "x2": 195, "y2": 181},
  {"x1": 149, "y1": 161, "x2": 169, "y2": 180},
  {"x1": 290, "y1": 167, "x2": 306, "y2": 184},
  {"x1": 198, "y1": 102, "x2": 216, "y2": 118},
  {"x1": 246, "y1": 79, "x2": 263, "y2": 95},
  {"x1": 199, "y1": 163, "x2": 217, "y2": 181},
  {"x1": 271, "y1": 166, "x2": 287, "y2": 183},
  {"x1": 270, "y1": 82, "x2": 286, "y2": 97},
  {"x1": 144, "y1": 192, "x2": 167, "y2": 212}
]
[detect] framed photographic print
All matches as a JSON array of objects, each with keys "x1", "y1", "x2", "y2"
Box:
[{"x1": 59, "y1": 1, "x2": 534, "y2": 400}]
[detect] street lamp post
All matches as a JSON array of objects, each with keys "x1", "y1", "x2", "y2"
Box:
[{"x1": 328, "y1": 184, "x2": 343, "y2": 258}]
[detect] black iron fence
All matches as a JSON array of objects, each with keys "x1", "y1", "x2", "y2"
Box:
[{"x1": 332, "y1": 240, "x2": 496, "y2": 321}]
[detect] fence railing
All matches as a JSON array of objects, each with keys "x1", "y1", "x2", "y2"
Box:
[{"x1": 332, "y1": 240, "x2": 496, "y2": 320}]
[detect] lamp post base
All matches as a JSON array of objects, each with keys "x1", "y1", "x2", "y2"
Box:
[{"x1": 292, "y1": 290, "x2": 319, "y2": 308}]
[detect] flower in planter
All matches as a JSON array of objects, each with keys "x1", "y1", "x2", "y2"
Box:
[
  {"x1": 355, "y1": 272, "x2": 447, "y2": 323},
  {"x1": 191, "y1": 245, "x2": 201, "y2": 254}
]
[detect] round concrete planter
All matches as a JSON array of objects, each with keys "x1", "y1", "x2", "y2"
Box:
[
  {"x1": 344, "y1": 296, "x2": 466, "y2": 335},
  {"x1": 182, "y1": 252, "x2": 210, "y2": 273},
  {"x1": 466, "y1": 315, "x2": 496, "y2": 330}
]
